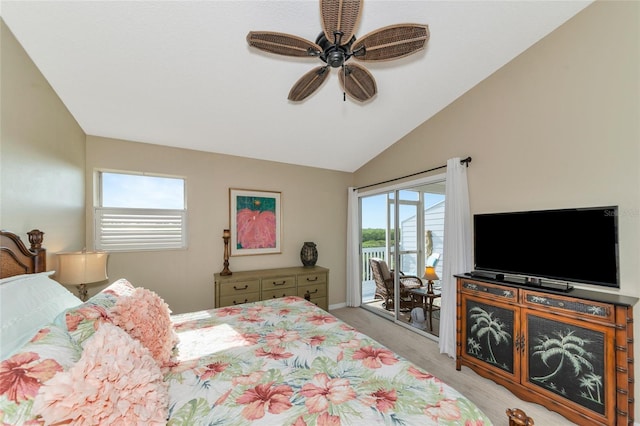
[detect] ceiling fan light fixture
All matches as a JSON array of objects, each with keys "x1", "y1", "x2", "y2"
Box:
[{"x1": 326, "y1": 49, "x2": 345, "y2": 67}]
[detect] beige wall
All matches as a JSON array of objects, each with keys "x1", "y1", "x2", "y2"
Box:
[
  {"x1": 356, "y1": 0, "x2": 638, "y2": 293},
  {"x1": 86, "y1": 136, "x2": 351, "y2": 313},
  {"x1": 0, "y1": 18, "x2": 351, "y2": 312},
  {"x1": 0, "y1": 20, "x2": 85, "y2": 266},
  {"x1": 354, "y1": 0, "x2": 640, "y2": 417},
  {"x1": 1, "y1": 15, "x2": 352, "y2": 313}
]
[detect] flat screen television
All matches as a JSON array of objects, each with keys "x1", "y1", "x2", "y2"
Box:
[{"x1": 473, "y1": 206, "x2": 619, "y2": 288}]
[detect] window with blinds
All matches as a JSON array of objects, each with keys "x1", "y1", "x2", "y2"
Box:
[{"x1": 95, "y1": 171, "x2": 187, "y2": 251}]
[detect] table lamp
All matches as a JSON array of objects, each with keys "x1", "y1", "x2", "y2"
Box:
[
  {"x1": 56, "y1": 250, "x2": 109, "y2": 301},
  {"x1": 423, "y1": 265, "x2": 439, "y2": 295}
]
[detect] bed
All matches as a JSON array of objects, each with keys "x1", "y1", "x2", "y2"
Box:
[{"x1": 0, "y1": 229, "x2": 507, "y2": 425}]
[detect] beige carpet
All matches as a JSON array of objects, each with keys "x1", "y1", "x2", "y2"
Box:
[{"x1": 331, "y1": 306, "x2": 574, "y2": 426}]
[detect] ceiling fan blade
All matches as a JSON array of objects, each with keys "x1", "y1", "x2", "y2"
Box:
[
  {"x1": 352, "y1": 24, "x2": 429, "y2": 61},
  {"x1": 320, "y1": 0, "x2": 363, "y2": 46},
  {"x1": 247, "y1": 31, "x2": 322, "y2": 57},
  {"x1": 339, "y1": 63, "x2": 377, "y2": 102},
  {"x1": 288, "y1": 66, "x2": 331, "y2": 102}
]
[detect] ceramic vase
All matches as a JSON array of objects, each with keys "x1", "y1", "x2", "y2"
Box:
[{"x1": 300, "y1": 242, "x2": 318, "y2": 267}]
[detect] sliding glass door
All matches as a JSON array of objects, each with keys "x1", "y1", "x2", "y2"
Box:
[{"x1": 359, "y1": 176, "x2": 446, "y2": 337}]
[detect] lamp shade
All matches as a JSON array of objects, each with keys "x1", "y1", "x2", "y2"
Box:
[
  {"x1": 56, "y1": 251, "x2": 108, "y2": 285},
  {"x1": 423, "y1": 266, "x2": 439, "y2": 281}
]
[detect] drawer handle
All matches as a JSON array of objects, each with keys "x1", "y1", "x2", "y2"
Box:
[
  {"x1": 306, "y1": 277, "x2": 319, "y2": 282},
  {"x1": 233, "y1": 299, "x2": 248, "y2": 305},
  {"x1": 558, "y1": 302, "x2": 565, "y2": 307},
  {"x1": 272, "y1": 281, "x2": 287, "y2": 286},
  {"x1": 306, "y1": 289, "x2": 319, "y2": 295},
  {"x1": 272, "y1": 294, "x2": 286, "y2": 299},
  {"x1": 234, "y1": 285, "x2": 249, "y2": 291}
]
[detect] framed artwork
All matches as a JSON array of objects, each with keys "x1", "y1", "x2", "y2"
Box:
[{"x1": 229, "y1": 188, "x2": 282, "y2": 256}]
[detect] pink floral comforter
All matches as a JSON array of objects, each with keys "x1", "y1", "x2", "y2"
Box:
[{"x1": 165, "y1": 296, "x2": 491, "y2": 425}]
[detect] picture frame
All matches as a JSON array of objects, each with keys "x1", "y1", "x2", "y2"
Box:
[{"x1": 229, "y1": 188, "x2": 282, "y2": 256}]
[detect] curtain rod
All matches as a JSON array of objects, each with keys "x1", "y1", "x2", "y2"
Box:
[{"x1": 354, "y1": 156, "x2": 471, "y2": 191}]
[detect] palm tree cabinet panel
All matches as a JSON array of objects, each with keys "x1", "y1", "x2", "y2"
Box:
[
  {"x1": 456, "y1": 276, "x2": 637, "y2": 426},
  {"x1": 460, "y1": 288, "x2": 521, "y2": 383}
]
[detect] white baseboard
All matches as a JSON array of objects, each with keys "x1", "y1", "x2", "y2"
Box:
[{"x1": 329, "y1": 302, "x2": 347, "y2": 311}]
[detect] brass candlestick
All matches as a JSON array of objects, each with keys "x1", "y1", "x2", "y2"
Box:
[{"x1": 221, "y1": 229, "x2": 232, "y2": 276}]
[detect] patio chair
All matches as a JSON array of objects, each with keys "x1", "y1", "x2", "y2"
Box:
[{"x1": 369, "y1": 258, "x2": 423, "y2": 311}]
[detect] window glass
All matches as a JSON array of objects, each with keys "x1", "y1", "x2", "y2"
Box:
[{"x1": 101, "y1": 172, "x2": 184, "y2": 209}]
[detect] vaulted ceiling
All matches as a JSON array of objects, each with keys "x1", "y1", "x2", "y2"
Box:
[{"x1": 1, "y1": 1, "x2": 592, "y2": 172}]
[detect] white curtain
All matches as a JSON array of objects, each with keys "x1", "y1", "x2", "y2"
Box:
[
  {"x1": 439, "y1": 158, "x2": 472, "y2": 357},
  {"x1": 346, "y1": 187, "x2": 361, "y2": 307}
]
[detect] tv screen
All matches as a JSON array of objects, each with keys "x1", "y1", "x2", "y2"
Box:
[{"x1": 473, "y1": 206, "x2": 619, "y2": 288}]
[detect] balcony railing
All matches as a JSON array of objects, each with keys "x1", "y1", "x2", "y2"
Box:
[
  {"x1": 362, "y1": 246, "x2": 386, "y2": 281},
  {"x1": 361, "y1": 247, "x2": 386, "y2": 302}
]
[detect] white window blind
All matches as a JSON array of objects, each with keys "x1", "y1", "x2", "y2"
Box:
[{"x1": 95, "y1": 208, "x2": 187, "y2": 251}]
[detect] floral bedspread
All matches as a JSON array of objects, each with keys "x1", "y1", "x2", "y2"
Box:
[{"x1": 165, "y1": 296, "x2": 491, "y2": 425}]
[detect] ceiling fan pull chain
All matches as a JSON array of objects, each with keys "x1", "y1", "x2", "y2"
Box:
[{"x1": 343, "y1": 66, "x2": 347, "y2": 101}]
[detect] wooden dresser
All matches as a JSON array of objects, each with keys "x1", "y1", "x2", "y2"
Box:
[
  {"x1": 214, "y1": 266, "x2": 329, "y2": 310},
  {"x1": 456, "y1": 275, "x2": 637, "y2": 425}
]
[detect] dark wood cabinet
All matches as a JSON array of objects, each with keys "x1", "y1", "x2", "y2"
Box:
[{"x1": 456, "y1": 276, "x2": 637, "y2": 425}]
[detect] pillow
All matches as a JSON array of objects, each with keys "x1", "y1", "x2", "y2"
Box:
[
  {"x1": 0, "y1": 272, "x2": 82, "y2": 359},
  {"x1": 53, "y1": 278, "x2": 135, "y2": 346},
  {"x1": 0, "y1": 323, "x2": 81, "y2": 425},
  {"x1": 109, "y1": 287, "x2": 178, "y2": 367},
  {"x1": 32, "y1": 323, "x2": 169, "y2": 425}
]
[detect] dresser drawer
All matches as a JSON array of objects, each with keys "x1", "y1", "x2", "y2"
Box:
[
  {"x1": 262, "y1": 287, "x2": 297, "y2": 300},
  {"x1": 298, "y1": 272, "x2": 327, "y2": 286},
  {"x1": 521, "y1": 289, "x2": 614, "y2": 323},
  {"x1": 219, "y1": 292, "x2": 261, "y2": 307},
  {"x1": 261, "y1": 275, "x2": 296, "y2": 291},
  {"x1": 218, "y1": 279, "x2": 260, "y2": 297},
  {"x1": 460, "y1": 279, "x2": 518, "y2": 303},
  {"x1": 307, "y1": 296, "x2": 327, "y2": 311},
  {"x1": 298, "y1": 282, "x2": 327, "y2": 300}
]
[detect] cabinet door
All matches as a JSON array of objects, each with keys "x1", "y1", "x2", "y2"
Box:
[
  {"x1": 522, "y1": 310, "x2": 615, "y2": 423},
  {"x1": 461, "y1": 295, "x2": 520, "y2": 381}
]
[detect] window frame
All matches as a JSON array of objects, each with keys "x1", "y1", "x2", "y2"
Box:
[{"x1": 94, "y1": 170, "x2": 188, "y2": 252}]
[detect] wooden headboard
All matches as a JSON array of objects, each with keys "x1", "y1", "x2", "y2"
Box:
[{"x1": 0, "y1": 229, "x2": 46, "y2": 279}]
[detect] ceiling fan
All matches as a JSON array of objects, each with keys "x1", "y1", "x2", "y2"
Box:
[{"x1": 246, "y1": 0, "x2": 429, "y2": 102}]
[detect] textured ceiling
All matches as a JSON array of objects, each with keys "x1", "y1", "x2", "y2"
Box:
[{"x1": 1, "y1": 1, "x2": 592, "y2": 172}]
